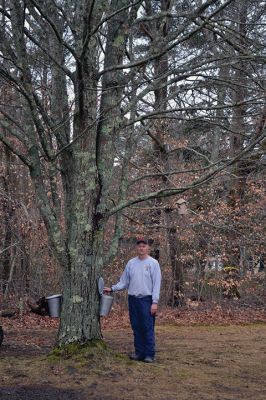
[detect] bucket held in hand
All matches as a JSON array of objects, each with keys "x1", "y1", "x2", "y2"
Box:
[
  {"x1": 100, "y1": 293, "x2": 114, "y2": 316},
  {"x1": 46, "y1": 294, "x2": 62, "y2": 317}
]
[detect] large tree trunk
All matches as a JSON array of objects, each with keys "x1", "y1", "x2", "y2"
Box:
[
  {"x1": 55, "y1": 0, "x2": 130, "y2": 346},
  {"x1": 58, "y1": 224, "x2": 104, "y2": 344},
  {"x1": 54, "y1": 128, "x2": 104, "y2": 344}
]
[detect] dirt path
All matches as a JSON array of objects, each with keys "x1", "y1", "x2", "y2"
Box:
[{"x1": 0, "y1": 323, "x2": 265, "y2": 400}]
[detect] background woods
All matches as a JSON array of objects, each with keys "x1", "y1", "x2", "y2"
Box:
[{"x1": 0, "y1": 0, "x2": 265, "y2": 345}]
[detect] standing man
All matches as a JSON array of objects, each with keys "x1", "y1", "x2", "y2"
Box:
[{"x1": 104, "y1": 238, "x2": 161, "y2": 363}]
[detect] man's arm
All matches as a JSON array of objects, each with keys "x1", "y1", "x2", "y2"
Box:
[
  {"x1": 150, "y1": 262, "x2": 161, "y2": 315},
  {"x1": 104, "y1": 262, "x2": 130, "y2": 293},
  {"x1": 151, "y1": 261, "x2": 162, "y2": 305}
]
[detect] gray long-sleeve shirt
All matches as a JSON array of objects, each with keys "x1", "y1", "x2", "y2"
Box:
[{"x1": 111, "y1": 256, "x2": 161, "y2": 303}]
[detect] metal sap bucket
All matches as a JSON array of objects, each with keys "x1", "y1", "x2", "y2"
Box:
[
  {"x1": 46, "y1": 294, "x2": 62, "y2": 317},
  {"x1": 100, "y1": 294, "x2": 114, "y2": 316},
  {"x1": 98, "y1": 277, "x2": 114, "y2": 316}
]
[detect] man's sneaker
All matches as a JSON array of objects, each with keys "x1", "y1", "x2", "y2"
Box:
[
  {"x1": 129, "y1": 353, "x2": 144, "y2": 361},
  {"x1": 143, "y1": 356, "x2": 154, "y2": 363}
]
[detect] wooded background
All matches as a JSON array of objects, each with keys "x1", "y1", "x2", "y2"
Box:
[{"x1": 0, "y1": 0, "x2": 265, "y2": 343}]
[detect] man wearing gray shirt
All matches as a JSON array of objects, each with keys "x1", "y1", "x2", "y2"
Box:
[{"x1": 104, "y1": 238, "x2": 161, "y2": 363}]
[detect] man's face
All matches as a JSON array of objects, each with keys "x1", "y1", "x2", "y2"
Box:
[{"x1": 136, "y1": 243, "x2": 149, "y2": 257}]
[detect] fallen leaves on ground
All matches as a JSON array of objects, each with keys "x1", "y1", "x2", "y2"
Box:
[
  {"x1": 102, "y1": 302, "x2": 266, "y2": 330},
  {"x1": 1, "y1": 302, "x2": 265, "y2": 343}
]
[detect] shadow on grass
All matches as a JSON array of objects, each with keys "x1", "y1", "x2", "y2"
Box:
[
  {"x1": 0, "y1": 385, "x2": 118, "y2": 400},
  {"x1": 0, "y1": 385, "x2": 86, "y2": 400}
]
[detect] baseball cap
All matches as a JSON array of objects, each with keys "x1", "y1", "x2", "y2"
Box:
[{"x1": 136, "y1": 237, "x2": 149, "y2": 245}]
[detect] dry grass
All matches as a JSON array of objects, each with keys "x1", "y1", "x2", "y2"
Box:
[{"x1": 0, "y1": 322, "x2": 266, "y2": 399}]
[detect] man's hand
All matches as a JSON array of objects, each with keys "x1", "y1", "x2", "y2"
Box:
[
  {"x1": 151, "y1": 303, "x2": 158, "y2": 315},
  {"x1": 103, "y1": 287, "x2": 112, "y2": 293}
]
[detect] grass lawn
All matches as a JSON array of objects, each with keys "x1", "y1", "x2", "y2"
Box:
[{"x1": 0, "y1": 323, "x2": 265, "y2": 399}]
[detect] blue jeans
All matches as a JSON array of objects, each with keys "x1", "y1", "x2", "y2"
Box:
[{"x1": 128, "y1": 295, "x2": 155, "y2": 359}]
